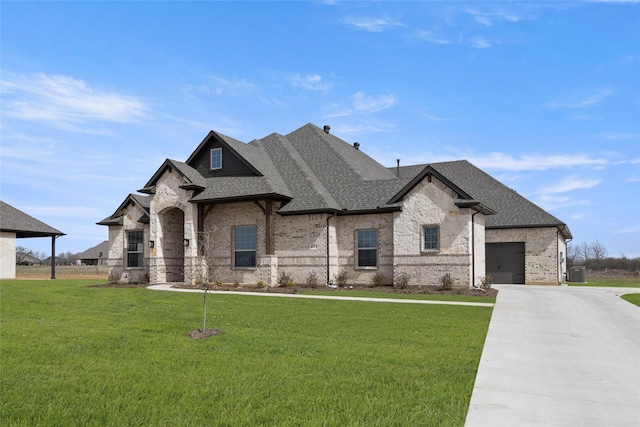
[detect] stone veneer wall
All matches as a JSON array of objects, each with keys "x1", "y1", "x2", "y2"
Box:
[
  {"x1": 485, "y1": 227, "x2": 562, "y2": 285},
  {"x1": 392, "y1": 177, "x2": 481, "y2": 288},
  {"x1": 200, "y1": 201, "x2": 271, "y2": 285},
  {"x1": 0, "y1": 232, "x2": 17, "y2": 279},
  {"x1": 332, "y1": 213, "x2": 394, "y2": 286},
  {"x1": 273, "y1": 213, "x2": 329, "y2": 286},
  {"x1": 106, "y1": 202, "x2": 150, "y2": 283},
  {"x1": 149, "y1": 171, "x2": 198, "y2": 284}
]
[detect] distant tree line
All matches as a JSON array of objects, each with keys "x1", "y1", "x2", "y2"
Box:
[
  {"x1": 567, "y1": 240, "x2": 640, "y2": 271},
  {"x1": 15, "y1": 246, "x2": 76, "y2": 265}
]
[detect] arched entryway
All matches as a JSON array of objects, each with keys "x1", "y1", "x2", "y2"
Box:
[{"x1": 159, "y1": 207, "x2": 185, "y2": 282}]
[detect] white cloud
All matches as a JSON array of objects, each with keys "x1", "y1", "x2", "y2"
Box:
[
  {"x1": 198, "y1": 76, "x2": 255, "y2": 96},
  {"x1": 352, "y1": 91, "x2": 396, "y2": 113},
  {"x1": 546, "y1": 89, "x2": 613, "y2": 109},
  {"x1": 1, "y1": 72, "x2": 146, "y2": 129},
  {"x1": 289, "y1": 73, "x2": 334, "y2": 92},
  {"x1": 595, "y1": 132, "x2": 639, "y2": 140},
  {"x1": 14, "y1": 205, "x2": 95, "y2": 218},
  {"x1": 415, "y1": 30, "x2": 452, "y2": 45},
  {"x1": 470, "y1": 152, "x2": 609, "y2": 171},
  {"x1": 342, "y1": 17, "x2": 405, "y2": 32},
  {"x1": 534, "y1": 175, "x2": 601, "y2": 195},
  {"x1": 614, "y1": 226, "x2": 640, "y2": 235},
  {"x1": 469, "y1": 35, "x2": 491, "y2": 48},
  {"x1": 423, "y1": 112, "x2": 449, "y2": 122}
]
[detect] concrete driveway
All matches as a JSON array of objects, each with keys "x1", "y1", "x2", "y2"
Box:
[{"x1": 465, "y1": 285, "x2": 640, "y2": 427}]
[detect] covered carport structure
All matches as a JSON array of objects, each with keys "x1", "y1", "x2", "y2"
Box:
[{"x1": 0, "y1": 201, "x2": 65, "y2": 279}]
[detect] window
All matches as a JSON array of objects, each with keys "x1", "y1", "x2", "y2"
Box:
[
  {"x1": 234, "y1": 225, "x2": 256, "y2": 268},
  {"x1": 423, "y1": 226, "x2": 439, "y2": 251},
  {"x1": 210, "y1": 148, "x2": 222, "y2": 170},
  {"x1": 127, "y1": 230, "x2": 144, "y2": 268},
  {"x1": 357, "y1": 229, "x2": 377, "y2": 267}
]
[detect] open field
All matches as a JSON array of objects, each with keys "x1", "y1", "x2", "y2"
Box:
[
  {"x1": 0, "y1": 279, "x2": 492, "y2": 426},
  {"x1": 16, "y1": 264, "x2": 108, "y2": 279},
  {"x1": 568, "y1": 274, "x2": 640, "y2": 288}
]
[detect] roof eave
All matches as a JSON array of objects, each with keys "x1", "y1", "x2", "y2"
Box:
[
  {"x1": 138, "y1": 186, "x2": 156, "y2": 194},
  {"x1": 455, "y1": 199, "x2": 496, "y2": 215},
  {"x1": 487, "y1": 223, "x2": 572, "y2": 239},
  {"x1": 179, "y1": 184, "x2": 205, "y2": 191},
  {"x1": 388, "y1": 166, "x2": 473, "y2": 205},
  {"x1": 190, "y1": 193, "x2": 292, "y2": 205}
]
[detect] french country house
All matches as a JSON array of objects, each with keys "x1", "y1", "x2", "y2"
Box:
[{"x1": 98, "y1": 123, "x2": 572, "y2": 288}]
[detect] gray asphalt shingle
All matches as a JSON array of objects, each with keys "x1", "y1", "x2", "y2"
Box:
[
  {"x1": 102, "y1": 123, "x2": 569, "y2": 236},
  {"x1": 0, "y1": 201, "x2": 65, "y2": 237}
]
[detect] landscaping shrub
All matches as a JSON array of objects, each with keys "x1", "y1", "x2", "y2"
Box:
[
  {"x1": 394, "y1": 272, "x2": 410, "y2": 289},
  {"x1": 371, "y1": 272, "x2": 386, "y2": 287},
  {"x1": 304, "y1": 271, "x2": 319, "y2": 288},
  {"x1": 278, "y1": 271, "x2": 295, "y2": 287},
  {"x1": 108, "y1": 270, "x2": 121, "y2": 284},
  {"x1": 480, "y1": 275, "x2": 492, "y2": 289},
  {"x1": 334, "y1": 270, "x2": 349, "y2": 287},
  {"x1": 440, "y1": 273, "x2": 454, "y2": 290}
]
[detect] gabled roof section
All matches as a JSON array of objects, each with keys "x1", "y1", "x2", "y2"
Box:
[
  {"x1": 259, "y1": 123, "x2": 404, "y2": 213},
  {"x1": 97, "y1": 194, "x2": 150, "y2": 226},
  {"x1": 388, "y1": 164, "x2": 495, "y2": 214},
  {"x1": 139, "y1": 159, "x2": 205, "y2": 193},
  {"x1": 395, "y1": 160, "x2": 572, "y2": 238},
  {"x1": 185, "y1": 130, "x2": 262, "y2": 177},
  {"x1": 256, "y1": 131, "x2": 341, "y2": 212},
  {"x1": 285, "y1": 124, "x2": 397, "y2": 182},
  {"x1": 0, "y1": 201, "x2": 65, "y2": 238},
  {"x1": 74, "y1": 241, "x2": 109, "y2": 260}
]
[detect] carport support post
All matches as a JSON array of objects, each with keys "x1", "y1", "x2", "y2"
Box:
[{"x1": 51, "y1": 236, "x2": 57, "y2": 280}]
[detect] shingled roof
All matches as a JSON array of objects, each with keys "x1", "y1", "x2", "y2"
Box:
[
  {"x1": 0, "y1": 201, "x2": 65, "y2": 238},
  {"x1": 97, "y1": 194, "x2": 150, "y2": 226},
  {"x1": 101, "y1": 123, "x2": 570, "y2": 238},
  {"x1": 394, "y1": 161, "x2": 572, "y2": 238}
]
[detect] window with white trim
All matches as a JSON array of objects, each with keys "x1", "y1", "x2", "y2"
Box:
[
  {"x1": 357, "y1": 229, "x2": 377, "y2": 267},
  {"x1": 234, "y1": 225, "x2": 256, "y2": 268},
  {"x1": 210, "y1": 148, "x2": 222, "y2": 170},
  {"x1": 127, "y1": 230, "x2": 144, "y2": 268},
  {"x1": 423, "y1": 225, "x2": 439, "y2": 251}
]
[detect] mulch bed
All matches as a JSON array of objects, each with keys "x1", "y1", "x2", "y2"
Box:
[
  {"x1": 84, "y1": 283, "x2": 149, "y2": 288},
  {"x1": 186, "y1": 328, "x2": 223, "y2": 339},
  {"x1": 174, "y1": 283, "x2": 498, "y2": 298}
]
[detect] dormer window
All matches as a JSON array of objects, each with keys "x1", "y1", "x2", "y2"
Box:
[{"x1": 210, "y1": 148, "x2": 222, "y2": 170}]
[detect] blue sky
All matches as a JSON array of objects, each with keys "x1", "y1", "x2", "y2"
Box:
[{"x1": 2, "y1": 1, "x2": 639, "y2": 258}]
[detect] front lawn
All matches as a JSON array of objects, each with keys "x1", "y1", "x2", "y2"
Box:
[
  {"x1": 0, "y1": 279, "x2": 492, "y2": 426},
  {"x1": 568, "y1": 277, "x2": 640, "y2": 288},
  {"x1": 621, "y1": 293, "x2": 640, "y2": 307},
  {"x1": 301, "y1": 289, "x2": 496, "y2": 303}
]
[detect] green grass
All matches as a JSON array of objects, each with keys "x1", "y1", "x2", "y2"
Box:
[
  {"x1": 0, "y1": 279, "x2": 492, "y2": 426},
  {"x1": 621, "y1": 293, "x2": 640, "y2": 307},
  {"x1": 568, "y1": 277, "x2": 640, "y2": 288},
  {"x1": 301, "y1": 290, "x2": 496, "y2": 303}
]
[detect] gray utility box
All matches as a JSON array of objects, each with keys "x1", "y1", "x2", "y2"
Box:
[{"x1": 568, "y1": 266, "x2": 586, "y2": 283}]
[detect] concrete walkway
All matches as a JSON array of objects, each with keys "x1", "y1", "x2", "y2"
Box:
[
  {"x1": 147, "y1": 284, "x2": 494, "y2": 307},
  {"x1": 465, "y1": 285, "x2": 640, "y2": 427}
]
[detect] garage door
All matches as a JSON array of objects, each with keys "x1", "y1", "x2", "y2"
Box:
[{"x1": 486, "y1": 242, "x2": 525, "y2": 284}]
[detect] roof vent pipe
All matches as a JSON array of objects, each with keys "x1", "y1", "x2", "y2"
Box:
[
  {"x1": 396, "y1": 159, "x2": 400, "y2": 177},
  {"x1": 354, "y1": 142, "x2": 360, "y2": 150},
  {"x1": 323, "y1": 125, "x2": 330, "y2": 134}
]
